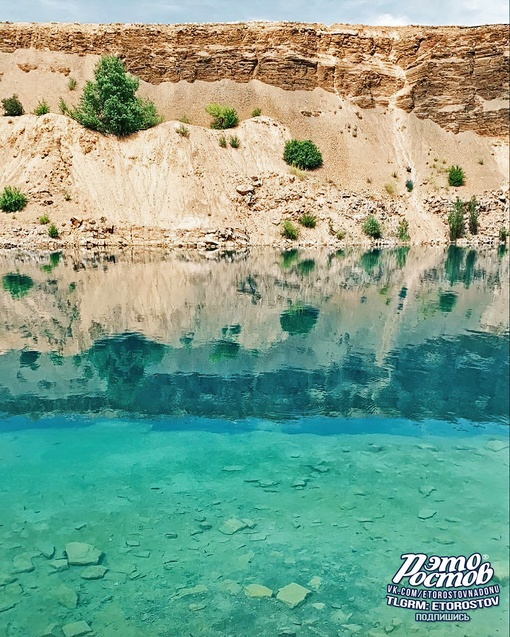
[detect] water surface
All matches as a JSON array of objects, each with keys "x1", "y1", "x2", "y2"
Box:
[{"x1": 0, "y1": 247, "x2": 508, "y2": 637}]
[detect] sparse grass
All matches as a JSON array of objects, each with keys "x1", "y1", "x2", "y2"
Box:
[
  {"x1": 405, "y1": 179, "x2": 414, "y2": 192},
  {"x1": 39, "y1": 214, "x2": 50, "y2": 225},
  {"x1": 448, "y1": 165, "x2": 465, "y2": 187},
  {"x1": 175, "y1": 123, "x2": 189, "y2": 137},
  {"x1": 336, "y1": 229, "x2": 346, "y2": 240},
  {"x1": 1, "y1": 94, "x2": 24, "y2": 116},
  {"x1": 206, "y1": 103, "x2": 239, "y2": 129},
  {"x1": 251, "y1": 107, "x2": 262, "y2": 117},
  {"x1": 448, "y1": 198, "x2": 465, "y2": 241},
  {"x1": 282, "y1": 220, "x2": 299, "y2": 240},
  {"x1": 229, "y1": 135, "x2": 240, "y2": 148},
  {"x1": 0, "y1": 186, "x2": 27, "y2": 212},
  {"x1": 33, "y1": 99, "x2": 50, "y2": 116},
  {"x1": 392, "y1": 171, "x2": 398, "y2": 179},
  {"x1": 397, "y1": 218, "x2": 410, "y2": 242},
  {"x1": 499, "y1": 227, "x2": 508, "y2": 243},
  {"x1": 59, "y1": 98, "x2": 70, "y2": 115},
  {"x1": 362, "y1": 215, "x2": 382, "y2": 239},
  {"x1": 48, "y1": 224, "x2": 59, "y2": 239},
  {"x1": 219, "y1": 135, "x2": 227, "y2": 148},
  {"x1": 384, "y1": 182, "x2": 395, "y2": 196},
  {"x1": 468, "y1": 196, "x2": 479, "y2": 234},
  {"x1": 299, "y1": 213, "x2": 317, "y2": 228},
  {"x1": 289, "y1": 166, "x2": 307, "y2": 181},
  {"x1": 68, "y1": 77, "x2": 77, "y2": 91},
  {"x1": 63, "y1": 189, "x2": 71, "y2": 201},
  {"x1": 406, "y1": 165, "x2": 412, "y2": 173},
  {"x1": 178, "y1": 114, "x2": 191, "y2": 124}
]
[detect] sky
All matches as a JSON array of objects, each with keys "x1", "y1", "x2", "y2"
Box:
[{"x1": 0, "y1": 0, "x2": 508, "y2": 26}]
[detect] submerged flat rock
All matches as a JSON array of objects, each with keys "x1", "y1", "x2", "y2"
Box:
[
  {"x1": 276, "y1": 583, "x2": 311, "y2": 609},
  {"x1": 81, "y1": 565, "x2": 108, "y2": 580},
  {"x1": 245, "y1": 584, "x2": 273, "y2": 598},
  {"x1": 219, "y1": 518, "x2": 248, "y2": 535},
  {"x1": 62, "y1": 621, "x2": 92, "y2": 637},
  {"x1": 65, "y1": 542, "x2": 103, "y2": 566}
]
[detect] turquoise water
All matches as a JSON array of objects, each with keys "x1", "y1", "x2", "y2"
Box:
[{"x1": 0, "y1": 247, "x2": 508, "y2": 636}]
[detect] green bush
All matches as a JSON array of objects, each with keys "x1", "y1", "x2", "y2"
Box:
[
  {"x1": 39, "y1": 214, "x2": 50, "y2": 225},
  {"x1": 448, "y1": 198, "x2": 465, "y2": 241},
  {"x1": 206, "y1": 103, "x2": 239, "y2": 129},
  {"x1": 219, "y1": 135, "x2": 227, "y2": 148},
  {"x1": 33, "y1": 100, "x2": 50, "y2": 116},
  {"x1": 468, "y1": 196, "x2": 479, "y2": 234},
  {"x1": 2, "y1": 94, "x2": 24, "y2": 116},
  {"x1": 70, "y1": 56, "x2": 162, "y2": 137},
  {"x1": 0, "y1": 186, "x2": 27, "y2": 212},
  {"x1": 282, "y1": 220, "x2": 299, "y2": 240},
  {"x1": 229, "y1": 135, "x2": 240, "y2": 148},
  {"x1": 405, "y1": 179, "x2": 414, "y2": 192},
  {"x1": 283, "y1": 139, "x2": 323, "y2": 170},
  {"x1": 48, "y1": 224, "x2": 59, "y2": 239},
  {"x1": 362, "y1": 215, "x2": 382, "y2": 239},
  {"x1": 499, "y1": 227, "x2": 508, "y2": 243},
  {"x1": 448, "y1": 165, "x2": 465, "y2": 187},
  {"x1": 299, "y1": 213, "x2": 316, "y2": 228},
  {"x1": 397, "y1": 219, "x2": 410, "y2": 242},
  {"x1": 251, "y1": 107, "x2": 262, "y2": 117}
]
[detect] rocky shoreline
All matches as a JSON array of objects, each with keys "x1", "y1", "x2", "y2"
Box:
[{"x1": 0, "y1": 189, "x2": 507, "y2": 252}]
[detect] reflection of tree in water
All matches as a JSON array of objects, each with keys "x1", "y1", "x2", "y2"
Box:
[
  {"x1": 210, "y1": 340, "x2": 240, "y2": 362},
  {"x1": 281, "y1": 249, "x2": 299, "y2": 269},
  {"x1": 2, "y1": 273, "x2": 34, "y2": 299},
  {"x1": 395, "y1": 247, "x2": 410, "y2": 269},
  {"x1": 280, "y1": 303, "x2": 320, "y2": 335},
  {"x1": 360, "y1": 249, "x2": 382, "y2": 274},
  {"x1": 297, "y1": 259, "x2": 316, "y2": 275},
  {"x1": 87, "y1": 333, "x2": 165, "y2": 406},
  {"x1": 444, "y1": 247, "x2": 479, "y2": 288},
  {"x1": 438, "y1": 292, "x2": 458, "y2": 313}
]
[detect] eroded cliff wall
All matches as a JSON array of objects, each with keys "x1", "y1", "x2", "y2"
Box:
[{"x1": 0, "y1": 21, "x2": 508, "y2": 137}]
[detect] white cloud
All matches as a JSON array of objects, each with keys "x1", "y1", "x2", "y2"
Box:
[{"x1": 370, "y1": 12, "x2": 410, "y2": 26}]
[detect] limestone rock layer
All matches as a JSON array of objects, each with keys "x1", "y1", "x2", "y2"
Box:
[{"x1": 0, "y1": 21, "x2": 508, "y2": 137}]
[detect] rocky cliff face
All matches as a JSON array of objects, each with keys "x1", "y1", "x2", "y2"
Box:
[{"x1": 0, "y1": 22, "x2": 508, "y2": 137}]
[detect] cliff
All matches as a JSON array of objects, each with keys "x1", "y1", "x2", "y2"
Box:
[{"x1": 0, "y1": 21, "x2": 508, "y2": 137}]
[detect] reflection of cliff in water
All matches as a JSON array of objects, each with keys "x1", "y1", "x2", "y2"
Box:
[{"x1": 0, "y1": 248, "x2": 508, "y2": 423}]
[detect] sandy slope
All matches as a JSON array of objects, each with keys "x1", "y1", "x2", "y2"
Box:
[{"x1": 0, "y1": 47, "x2": 508, "y2": 246}]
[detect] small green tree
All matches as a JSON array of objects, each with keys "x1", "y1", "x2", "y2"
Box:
[
  {"x1": 448, "y1": 198, "x2": 465, "y2": 241},
  {"x1": 397, "y1": 219, "x2": 410, "y2": 241},
  {"x1": 0, "y1": 187, "x2": 27, "y2": 212},
  {"x1": 1, "y1": 94, "x2": 24, "y2": 116},
  {"x1": 206, "y1": 103, "x2": 239, "y2": 129},
  {"x1": 284, "y1": 140, "x2": 323, "y2": 170},
  {"x1": 70, "y1": 56, "x2": 162, "y2": 137},
  {"x1": 362, "y1": 215, "x2": 382, "y2": 239},
  {"x1": 448, "y1": 165, "x2": 465, "y2": 187},
  {"x1": 468, "y1": 196, "x2": 479, "y2": 234}
]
